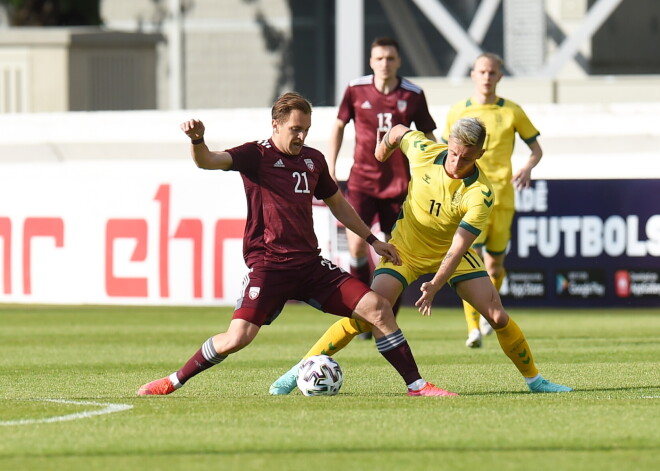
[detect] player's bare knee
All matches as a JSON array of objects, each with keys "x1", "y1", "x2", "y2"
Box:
[
  {"x1": 489, "y1": 265, "x2": 505, "y2": 280},
  {"x1": 355, "y1": 292, "x2": 394, "y2": 329},
  {"x1": 488, "y1": 310, "x2": 509, "y2": 329}
]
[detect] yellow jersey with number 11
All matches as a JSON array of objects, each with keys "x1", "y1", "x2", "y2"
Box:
[{"x1": 390, "y1": 130, "x2": 494, "y2": 262}]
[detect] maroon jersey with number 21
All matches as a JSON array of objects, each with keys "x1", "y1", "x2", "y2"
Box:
[{"x1": 226, "y1": 138, "x2": 339, "y2": 269}]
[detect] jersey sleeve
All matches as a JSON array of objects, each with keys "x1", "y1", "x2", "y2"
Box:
[
  {"x1": 314, "y1": 155, "x2": 339, "y2": 200},
  {"x1": 400, "y1": 130, "x2": 447, "y2": 168},
  {"x1": 336, "y1": 86, "x2": 354, "y2": 124},
  {"x1": 226, "y1": 142, "x2": 261, "y2": 177},
  {"x1": 459, "y1": 181, "x2": 494, "y2": 236},
  {"x1": 513, "y1": 103, "x2": 540, "y2": 143},
  {"x1": 412, "y1": 91, "x2": 437, "y2": 133}
]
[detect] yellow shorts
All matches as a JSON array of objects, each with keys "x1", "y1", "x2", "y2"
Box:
[
  {"x1": 473, "y1": 206, "x2": 514, "y2": 255},
  {"x1": 374, "y1": 246, "x2": 488, "y2": 289}
]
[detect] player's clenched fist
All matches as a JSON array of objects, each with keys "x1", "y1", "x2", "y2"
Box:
[{"x1": 181, "y1": 119, "x2": 205, "y2": 140}]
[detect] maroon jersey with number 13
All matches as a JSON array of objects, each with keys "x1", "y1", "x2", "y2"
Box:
[{"x1": 338, "y1": 75, "x2": 436, "y2": 199}]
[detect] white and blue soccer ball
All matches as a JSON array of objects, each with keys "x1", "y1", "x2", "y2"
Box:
[{"x1": 296, "y1": 354, "x2": 343, "y2": 396}]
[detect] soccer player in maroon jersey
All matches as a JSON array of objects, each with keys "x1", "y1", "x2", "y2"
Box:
[
  {"x1": 137, "y1": 92, "x2": 455, "y2": 397},
  {"x1": 328, "y1": 37, "x2": 437, "y2": 335}
]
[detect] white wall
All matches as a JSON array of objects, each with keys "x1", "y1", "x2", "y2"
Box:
[{"x1": 2, "y1": 102, "x2": 659, "y2": 178}]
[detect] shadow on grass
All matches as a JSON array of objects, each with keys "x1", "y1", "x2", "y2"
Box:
[{"x1": 3, "y1": 443, "x2": 659, "y2": 460}]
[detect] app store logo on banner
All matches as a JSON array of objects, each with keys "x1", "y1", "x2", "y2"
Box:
[
  {"x1": 500, "y1": 271, "x2": 546, "y2": 299},
  {"x1": 615, "y1": 270, "x2": 660, "y2": 298},
  {"x1": 555, "y1": 270, "x2": 606, "y2": 299},
  {"x1": 614, "y1": 270, "x2": 631, "y2": 297}
]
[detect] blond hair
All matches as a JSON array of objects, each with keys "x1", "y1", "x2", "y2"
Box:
[
  {"x1": 473, "y1": 52, "x2": 504, "y2": 70},
  {"x1": 450, "y1": 118, "x2": 487, "y2": 148}
]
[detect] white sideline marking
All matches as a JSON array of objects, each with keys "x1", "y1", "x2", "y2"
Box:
[{"x1": 0, "y1": 399, "x2": 133, "y2": 426}]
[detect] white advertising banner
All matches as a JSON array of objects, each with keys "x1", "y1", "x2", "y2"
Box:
[{"x1": 0, "y1": 159, "x2": 335, "y2": 306}]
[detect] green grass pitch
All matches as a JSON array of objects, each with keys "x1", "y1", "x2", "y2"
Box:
[{"x1": 1, "y1": 304, "x2": 659, "y2": 470}]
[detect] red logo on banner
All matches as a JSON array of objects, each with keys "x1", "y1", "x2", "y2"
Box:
[
  {"x1": 614, "y1": 270, "x2": 630, "y2": 298},
  {"x1": 105, "y1": 184, "x2": 245, "y2": 299}
]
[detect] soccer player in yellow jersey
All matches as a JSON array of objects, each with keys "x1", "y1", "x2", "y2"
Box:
[
  {"x1": 270, "y1": 118, "x2": 572, "y2": 395},
  {"x1": 443, "y1": 53, "x2": 544, "y2": 348}
]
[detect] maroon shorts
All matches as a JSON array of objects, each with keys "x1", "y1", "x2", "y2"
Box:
[
  {"x1": 232, "y1": 256, "x2": 371, "y2": 326},
  {"x1": 345, "y1": 189, "x2": 404, "y2": 235}
]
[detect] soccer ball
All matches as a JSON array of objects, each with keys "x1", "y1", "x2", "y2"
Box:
[{"x1": 296, "y1": 354, "x2": 343, "y2": 396}]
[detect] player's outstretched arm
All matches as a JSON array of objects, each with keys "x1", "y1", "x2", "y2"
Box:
[
  {"x1": 415, "y1": 227, "x2": 476, "y2": 316},
  {"x1": 180, "y1": 119, "x2": 233, "y2": 170},
  {"x1": 324, "y1": 190, "x2": 400, "y2": 265},
  {"x1": 370, "y1": 239, "x2": 401, "y2": 266},
  {"x1": 512, "y1": 140, "x2": 542, "y2": 190},
  {"x1": 374, "y1": 124, "x2": 410, "y2": 162},
  {"x1": 327, "y1": 119, "x2": 347, "y2": 183}
]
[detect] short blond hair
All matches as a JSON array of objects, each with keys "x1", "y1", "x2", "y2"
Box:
[
  {"x1": 473, "y1": 52, "x2": 504, "y2": 70},
  {"x1": 450, "y1": 118, "x2": 487, "y2": 148}
]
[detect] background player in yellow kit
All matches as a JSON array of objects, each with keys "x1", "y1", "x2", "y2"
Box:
[
  {"x1": 443, "y1": 53, "x2": 544, "y2": 348},
  {"x1": 270, "y1": 118, "x2": 571, "y2": 396}
]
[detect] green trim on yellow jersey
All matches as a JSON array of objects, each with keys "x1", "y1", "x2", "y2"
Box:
[
  {"x1": 459, "y1": 220, "x2": 481, "y2": 236},
  {"x1": 522, "y1": 134, "x2": 540, "y2": 144},
  {"x1": 434, "y1": 149, "x2": 448, "y2": 165},
  {"x1": 374, "y1": 267, "x2": 409, "y2": 289},
  {"x1": 465, "y1": 97, "x2": 505, "y2": 107},
  {"x1": 448, "y1": 270, "x2": 490, "y2": 288},
  {"x1": 463, "y1": 167, "x2": 480, "y2": 187}
]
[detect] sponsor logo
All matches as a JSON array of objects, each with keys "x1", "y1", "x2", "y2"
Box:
[
  {"x1": 518, "y1": 348, "x2": 531, "y2": 364},
  {"x1": 518, "y1": 214, "x2": 660, "y2": 258},
  {"x1": 482, "y1": 189, "x2": 493, "y2": 206},
  {"x1": 361, "y1": 101, "x2": 372, "y2": 109},
  {"x1": 515, "y1": 181, "x2": 660, "y2": 259},
  {"x1": 422, "y1": 174, "x2": 431, "y2": 184},
  {"x1": 615, "y1": 270, "x2": 660, "y2": 298},
  {"x1": 500, "y1": 271, "x2": 546, "y2": 299},
  {"x1": 412, "y1": 140, "x2": 427, "y2": 151},
  {"x1": 248, "y1": 286, "x2": 260, "y2": 300},
  {"x1": 274, "y1": 159, "x2": 285, "y2": 168},
  {"x1": 304, "y1": 158, "x2": 315, "y2": 172},
  {"x1": 614, "y1": 270, "x2": 630, "y2": 297},
  {"x1": 556, "y1": 270, "x2": 606, "y2": 298}
]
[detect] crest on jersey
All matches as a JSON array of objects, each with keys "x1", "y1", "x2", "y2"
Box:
[
  {"x1": 397, "y1": 100, "x2": 408, "y2": 112},
  {"x1": 304, "y1": 159, "x2": 315, "y2": 171},
  {"x1": 249, "y1": 286, "x2": 261, "y2": 300},
  {"x1": 451, "y1": 190, "x2": 462, "y2": 210}
]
